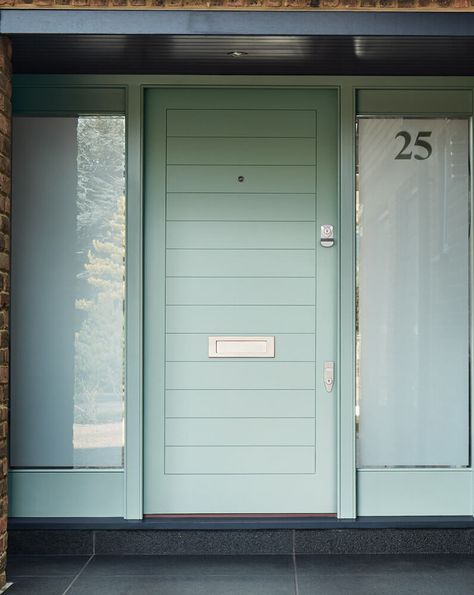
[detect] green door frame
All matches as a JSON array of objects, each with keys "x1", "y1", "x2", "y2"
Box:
[{"x1": 10, "y1": 74, "x2": 474, "y2": 520}]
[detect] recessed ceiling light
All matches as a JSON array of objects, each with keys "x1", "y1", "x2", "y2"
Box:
[{"x1": 227, "y1": 51, "x2": 248, "y2": 57}]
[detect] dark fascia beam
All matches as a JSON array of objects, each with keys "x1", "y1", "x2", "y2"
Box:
[{"x1": 2, "y1": 9, "x2": 474, "y2": 36}]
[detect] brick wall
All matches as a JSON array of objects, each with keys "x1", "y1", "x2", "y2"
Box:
[
  {"x1": 0, "y1": 36, "x2": 10, "y2": 593},
  {"x1": 0, "y1": 0, "x2": 473, "y2": 8}
]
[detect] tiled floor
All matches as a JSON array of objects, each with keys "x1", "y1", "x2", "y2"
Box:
[{"x1": 6, "y1": 553, "x2": 474, "y2": 594}]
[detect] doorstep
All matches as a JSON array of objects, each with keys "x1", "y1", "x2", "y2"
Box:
[{"x1": 7, "y1": 517, "x2": 474, "y2": 556}]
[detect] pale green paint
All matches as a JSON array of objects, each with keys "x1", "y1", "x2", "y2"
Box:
[
  {"x1": 166, "y1": 362, "x2": 315, "y2": 390},
  {"x1": 165, "y1": 446, "x2": 316, "y2": 475},
  {"x1": 124, "y1": 84, "x2": 144, "y2": 519},
  {"x1": 166, "y1": 249, "x2": 316, "y2": 277},
  {"x1": 143, "y1": 86, "x2": 167, "y2": 517},
  {"x1": 166, "y1": 305, "x2": 315, "y2": 334},
  {"x1": 9, "y1": 470, "x2": 124, "y2": 517},
  {"x1": 167, "y1": 137, "x2": 316, "y2": 165},
  {"x1": 165, "y1": 390, "x2": 315, "y2": 418},
  {"x1": 357, "y1": 469, "x2": 473, "y2": 516},
  {"x1": 166, "y1": 108, "x2": 316, "y2": 137},
  {"x1": 166, "y1": 222, "x2": 315, "y2": 249},
  {"x1": 168, "y1": 165, "x2": 316, "y2": 193},
  {"x1": 142, "y1": 472, "x2": 331, "y2": 513},
  {"x1": 338, "y1": 85, "x2": 356, "y2": 519},
  {"x1": 144, "y1": 87, "x2": 338, "y2": 514},
  {"x1": 166, "y1": 333, "x2": 315, "y2": 362},
  {"x1": 167, "y1": 194, "x2": 316, "y2": 221},
  {"x1": 11, "y1": 74, "x2": 474, "y2": 519},
  {"x1": 166, "y1": 418, "x2": 315, "y2": 446},
  {"x1": 357, "y1": 89, "x2": 472, "y2": 115},
  {"x1": 12, "y1": 86, "x2": 125, "y2": 114},
  {"x1": 166, "y1": 277, "x2": 315, "y2": 306}
]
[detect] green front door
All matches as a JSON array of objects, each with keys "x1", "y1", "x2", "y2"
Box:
[{"x1": 143, "y1": 88, "x2": 338, "y2": 514}]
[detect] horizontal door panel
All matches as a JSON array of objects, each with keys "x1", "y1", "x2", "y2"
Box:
[
  {"x1": 167, "y1": 138, "x2": 316, "y2": 165},
  {"x1": 166, "y1": 333, "x2": 315, "y2": 362},
  {"x1": 167, "y1": 222, "x2": 315, "y2": 249},
  {"x1": 166, "y1": 418, "x2": 315, "y2": 447},
  {"x1": 165, "y1": 389, "x2": 315, "y2": 418},
  {"x1": 166, "y1": 249, "x2": 316, "y2": 278},
  {"x1": 166, "y1": 278, "x2": 315, "y2": 306},
  {"x1": 167, "y1": 165, "x2": 315, "y2": 194},
  {"x1": 165, "y1": 446, "x2": 316, "y2": 474},
  {"x1": 167, "y1": 109, "x2": 316, "y2": 138},
  {"x1": 166, "y1": 194, "x2": 315, "y2": 222},
  {"x1": 166, "y1": 362, "x2": 315, "y2": 390},
  {"x1": 166, "y1": 305, "x2": 315, "y2": 334}
]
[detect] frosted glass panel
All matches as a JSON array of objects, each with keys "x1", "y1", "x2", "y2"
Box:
[
  {"x1": 10, "y1": 116, "x2": 125, "y2": 468},
  {"x1": 357, "y1": 118, "x2": 469, "y2": 468}
]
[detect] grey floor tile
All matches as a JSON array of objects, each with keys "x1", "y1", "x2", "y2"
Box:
[
  {"x1": 297, "y1": 574, "x2": 443, "y2": 595},
  {"x1": 431, "y1": 572, "x2": 474, "y2": 594},
  {"x1": 295, "y1": 554, "x2": 474, "y2": 576},
  {"x1": 68, "y1": 574, "x2": 297, "y2": 595},
  {"x1": 7, "y1": 555, "x2": 90, "y2": 578},
  {"x1": 7, "y1": 577, "x2": 72, "y2": 594},
  {"x1": 83, "y1": 554, "x2": 294, "y2": 577},
  {"x1": 8, "y1": 531, "x2": 93, "y2": 556}
]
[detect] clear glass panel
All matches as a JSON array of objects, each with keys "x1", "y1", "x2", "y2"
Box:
[
  {"x1": 10, "y1": 116, "x2": 126, "y2": 468},
  {"x1": 356, "y1": 118, "x2": 470, "y2": 468}
]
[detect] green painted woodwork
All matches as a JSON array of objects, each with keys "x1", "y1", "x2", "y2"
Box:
[
  {"x1": 144, "y1": 87, "x2": 338, "y2": 514},
  {"x1": 166, "y1": 249, "x2": 316, "y2": 276},
  {"x1": 165, "y1": 390, "x2": 315, "y2": 418},
  {"x1": 9, "y1": 470, "x2": 124, "y2": 517},
  {"x1": 167, "y1": 222, "x2": 315, "y2": 249},
  {"x1": 168, "y1": 165, "x2": 316, "y2": 193},
  {"x1": 165, "y1": 447, "x2": 316, "y2": 475},
  {"x1": 166, "y1": 108, "x2": 316, "y2": 137},
  {"x1": 167, "y1": 138, "x2": 316, "y2": 165},
  {"x1": 338, "y1": 84, "x2": 356, "y2": 519},
  {"x1": 357, "y1": 89, "x2": 473, "y2": 115},
  {"x1": 10, "y1": 74, "x2": 474, "y2": 519},
  {"x1": 166, "y1": 278, "x2": 315, "y2": 305},
  {"x1": 12, "y1": 86, "x2": 126, "y2": 114},
  {"x1": 166, "y1": 333, "x2": 315, "y2": 361},
  {"x1": 166, "y1": 305, "x2": 315, "y2": 334},
  {"x1": 166, "y1": 418, "x2": 315, "y2": 446},
  {"x1": 357, "y1": 470, "x2": 472, "y2": 516},
  {"x1": 166, "y1": 362, "x2": 315, "y2": 390},
  {"x1": 124, "y1": 84, "x2": 144, "y2": 519},
  {"x1": 167, "y1": 194, "x2": 316, "y2": 221}
]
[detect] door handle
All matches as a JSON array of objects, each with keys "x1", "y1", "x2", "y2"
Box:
[{"x1": 324, "y1": 361, "x2": 335, "y2": 393}]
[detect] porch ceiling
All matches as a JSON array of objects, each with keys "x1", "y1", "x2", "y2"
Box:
[{"x1": 10, "y1": 34, "x2": 474, "y2": 75}]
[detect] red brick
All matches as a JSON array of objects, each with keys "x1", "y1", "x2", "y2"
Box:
[{"x1": 0, "y1": 175, "x2": 10, "y2": 197}]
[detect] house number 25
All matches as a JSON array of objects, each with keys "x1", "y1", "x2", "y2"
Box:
[{"x1": 395, "y1": 131, "x2": 433, "y2": 160}]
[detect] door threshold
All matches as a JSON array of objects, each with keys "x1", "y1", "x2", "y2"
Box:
[
  {"x1": 144, "y1": 513, "x2": 337, "y2": 519},
  {"x1": 8, "y1": 515, "x2": 474, "y2": 531}
]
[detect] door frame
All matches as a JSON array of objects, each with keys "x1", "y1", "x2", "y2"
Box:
[{"x1": 9, "y1": 74, "x2": 474, "y2": 520}]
